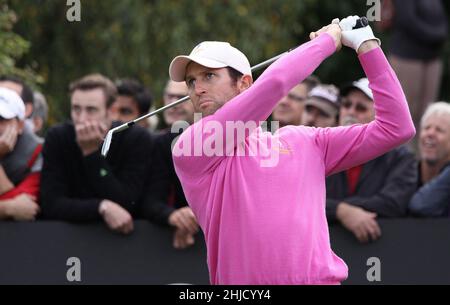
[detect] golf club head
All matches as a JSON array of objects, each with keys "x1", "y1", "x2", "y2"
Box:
[{"x1": 101, "y1": 129, "x2": 114, "y2": 157}]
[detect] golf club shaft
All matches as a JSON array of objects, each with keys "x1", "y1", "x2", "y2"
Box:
[
  {"x1": 112, "y1": 53, "x2": 285, "y2": 132},
  {"x1": 110, "y1": 17, "x2": 370, "y2": 132},
  {"x1": 101, "y1": 50, "x2": 289, "y2": 157},
  {"x1": 102, "y1": 16, "x2": 370, "y2": 156}
]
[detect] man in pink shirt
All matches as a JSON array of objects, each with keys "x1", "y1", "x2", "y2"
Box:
[{"x1": 169, "y1": 16, "x2": 415, "y2": 285}]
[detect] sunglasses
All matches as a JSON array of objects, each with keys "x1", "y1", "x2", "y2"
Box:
[
  {"x1": 341, "y1": 99, "x2": 369, "y2": 113},
  {"x1": 164, "y1": 93, "x2": 186, "y2": 100}
]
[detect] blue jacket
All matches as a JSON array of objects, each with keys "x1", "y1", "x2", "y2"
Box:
[{"x1": 409, "y1": 163, "x2": 450, "y2": 217}]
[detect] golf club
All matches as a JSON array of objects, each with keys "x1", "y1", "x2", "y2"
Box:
[{"x1": 101, "y1": 17, "x2": 369, "y2": 157}]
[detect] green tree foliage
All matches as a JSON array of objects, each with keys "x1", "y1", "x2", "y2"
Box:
[
  {"x1": 6, "y1": 0, "x2": 450, "y2": 123},
  {"x1": 0, "y1": 2, "x2": 41, "y2": 87}
]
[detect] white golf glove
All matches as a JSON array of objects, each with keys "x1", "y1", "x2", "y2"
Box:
[{"x1": 336, "y1": 16, "x2": 381, "y2": 52}]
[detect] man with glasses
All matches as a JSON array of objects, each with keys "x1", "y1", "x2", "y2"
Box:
[
  {"x1": 140, "y1": 80, "x2": 199, "y2": 249},
  {"x1": 162, "y1": 80, "x2": 195, "y2": 128},
  {"x1": 272, "y1": 76, "x2": 320, "y2": 128},
  {"x1": 326, "y1": 78, "x2": 417, "y2": 243}
]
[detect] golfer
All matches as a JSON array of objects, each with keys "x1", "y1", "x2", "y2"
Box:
[{"x1": 169, "y1": 16, "x2": 415, "y2": 285}]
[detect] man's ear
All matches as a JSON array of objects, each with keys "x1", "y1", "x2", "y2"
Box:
[
  {"x1": 25, "y1": 103, "x2": 33, "y2": 119},
  {"x1": 238, "y1": 75, "x2": 253, "y2": 93}
]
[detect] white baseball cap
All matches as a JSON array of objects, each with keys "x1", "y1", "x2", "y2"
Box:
[
  {"x1": 341, "y1": 78, "x2": 374, "y2": 101},
  {"x1": 305, "y1": 85, "x2": 340, "y2": 117},
  {"x1": 0, "y1": 87, "x2": 25, "y2": 120},
  {"x1": 169, "y1": 41, "x2": 252, "y2": 82}
]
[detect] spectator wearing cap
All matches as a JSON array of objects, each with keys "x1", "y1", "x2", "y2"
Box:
[
  {"x1": 109, "y1": 78, "x2": 153, "y2": 129},
  {"x1": 0, "y1": 76, "x2": 35, "y2": 122},
  {"x1": 301, "y1": 84, "x2": 340, "y2": 128},
  {"x1": 409, "y1": 102, "x2": 450, "y2": 217},
  {"x1": 140, "y1": 80, "x2": 199, "y2": 249},
  {"x1": 0, "y1": 88, "x2": 43, "y2": 221},
  {"x1": 272, "y1": 76, "x2": 320, "y2": 128},
  {"x1": 326, "y1": 78, "x2": 417, "y2": 243}
]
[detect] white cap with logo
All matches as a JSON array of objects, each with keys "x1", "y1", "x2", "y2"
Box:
[
  {"x1": 169, "y1": 41, "x2": 252, "y2": 82},
  {"x1": 305, "y1": 85, "x2": 340, "y2": 118},
  {"x1": 341, "y1": 78, "x2": 374, "y2": 101},
  {"x1": 0, "y1": 87, "x2": 25, "y2": 120}
]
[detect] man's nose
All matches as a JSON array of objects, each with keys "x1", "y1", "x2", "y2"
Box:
[
  {"x1": 78, "y1": 110, "x2": 89, "y2": 123},
  {"x1": 279, "y1": 97, "x2": 289, "y2": 105},
  {"x1": 306, "y1": 113, "x2": 317, "y2": 126},
  {"x1": 194, "y1": 81, "x2": 207, "y2": 95},
  {"x1": 345, "y1": 105, "x2": 357, "y2": 116},
  {"x1": 424, "y1": 127, "x2": 437, "y2": 138}
]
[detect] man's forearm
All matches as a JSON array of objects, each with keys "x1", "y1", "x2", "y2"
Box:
[
  {"x1": 40, "y1": 196, "x2": 102, "y2": 221},
  {"x1": 82, "y1": 153, "x2": 143, "y2": 212},
  {"x1": 336, "y1": 202, "x2": 351, "y2": 222},
  {"x1": 357, "y1": 40, "x2": 380, "y2": 55}
]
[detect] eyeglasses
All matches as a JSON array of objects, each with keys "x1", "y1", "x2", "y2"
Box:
[
  {"x1": 164, "y1": 93, "x2": 186, "y2": 100},
  {"x1": 287, "y1": 93, "x2": 306, "y2": 103},
  {"x1": 341, "y1": 99, "x2": 369, "y2": 113}
]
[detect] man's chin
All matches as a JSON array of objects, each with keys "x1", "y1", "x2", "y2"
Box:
[
  {"x1": 198, "y1": 106, "x2": 218, "y2": 117},
  {"x1": 423, "y1": 156, "x2": 439, "y2": 166}
]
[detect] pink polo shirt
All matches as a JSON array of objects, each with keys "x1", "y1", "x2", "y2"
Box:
[{"x1": 173, "y1": 33, "x2": 415, "y2": 285}]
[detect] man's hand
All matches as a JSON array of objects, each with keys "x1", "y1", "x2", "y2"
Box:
[
  {"x1": 168, "y1": 207, "x2": 199, "y2": 235},
  {"x1": 0, "y1": 165, "x2": 14, "y2": 195},
  {"x1": 5, "y1": 194, "x2": 40, "y2": 221},
  {"x1": 0, "y1": 123, "x2": 19, "y2": 160},
  {"x1": 173, "y1": 228, "x2": 195, "y2": 250},
  {"x1": 309, "y1": 19, "x2": 342, "y2": 51},
  {"x1": 75, "y1": 121, "x2": 108, "y2": 156},
  {"x1": 99, "y1": 200, "x2": 134, "y2": 235},
  {"x1": 336, "y1": 202, "x2": 382, "y2": 243},
  {"x1": 339, "y1": 15, "x2": 381, "y2": 54}
]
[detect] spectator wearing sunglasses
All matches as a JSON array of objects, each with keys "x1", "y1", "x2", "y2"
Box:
[
  {"x1": 325, "y1": 78, "x2": 417, "y2": 243},
  {"x1": 272, "y1": 76, "x2": 320, "y2": 128}
]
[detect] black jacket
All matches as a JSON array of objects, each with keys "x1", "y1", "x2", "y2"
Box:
[
  {"x1": 326, "y1": 147, "x2": 418, "y2": 221},
  {"x1": 40, "y1": 121, "x2": 153, "y2": 222},
  {"x1": 139, "y1": 130, "x2": 188, "y2": 226}
]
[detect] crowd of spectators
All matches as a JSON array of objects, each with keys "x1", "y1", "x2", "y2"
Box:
[{"x1": 0, "y1": 0, "x2": 449, "y2": 247}]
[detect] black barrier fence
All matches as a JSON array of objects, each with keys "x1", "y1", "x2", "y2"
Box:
[{"x1": 0, "y1": 219, "x2": 449, "y2": 285}]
